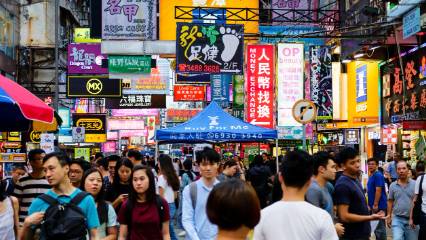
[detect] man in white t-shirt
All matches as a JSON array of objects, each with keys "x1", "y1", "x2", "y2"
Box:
[{"x1": 254, "y1": 150, "x2": 338, "y2": 240}]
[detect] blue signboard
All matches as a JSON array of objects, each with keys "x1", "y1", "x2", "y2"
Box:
[
  {"x1": 192, "y1": 9, "x2": 226, "y2": 24},
  {"x1": 211, "y1": 74, "x2": 231, "y2": 108},
  {"x1": 356, "y1": 65, "x2": 367, "y2": 103},
  {"x1": 403, "y1": 7, "x2": 420, "y2": 39}
]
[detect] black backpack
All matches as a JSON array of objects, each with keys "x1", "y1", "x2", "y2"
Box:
[{"x1": 38, "y1": 192, "x2": 90, "y2": 240}]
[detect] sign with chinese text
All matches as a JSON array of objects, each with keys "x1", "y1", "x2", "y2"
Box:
[
  {"x1": 108, "y1": 119, "x2": 145, "y2": 130},
  {"x1": 111, "y1": 109, "x2": 159, "y2": 117},
  {"x1": 102, "y1": 0, "x2": 157, "y2": 40},
  {"x1": 67, "y1": 44, "x2": 107, "y2": 74},
  {"x1": 403, "y1": 7, "x2": 421, "y2": 39},
  {"x1": 174, "y1": 85, "x2": 205, "y2": 101},
  {"x1": 105, "y1": 94, "x2": 166, "y2": 109},
  {"x1": 233, "y1": 75, "x2": 244, "y2": 108},
  {"x1": 210, "y1": 75, "x2": 231, "y2": 107},
  {"x1": 380, "y1": 46, "x2": 426, "y2": 124},
  {"x1": 277, "y1": 43, "x2": 304, "y2": 126},
  {"x1": 344, "y1": 129, "x2": 360, "y2": 144},
  {"x1": 176, "y1": 73, "x2": 211, "y2": 83},
  {"x1": 72, "y1": 127, "x2": 85, "y2": 143},
  {"x1": 245, "y1": 45, "x2": 275, "y2": 128},
  {"x1": 67, "y1": 76, "x2": 122, "y2": 98},
  {"x1": 356, "y1": 64, "x2": 367, "y2": 103},
  {"x1": 109, "y1": 55, "x2": 152, "y2": 74},
  {"x1": 7, "y1": 132, "x2": 20, "y2": 142},
  {"x1": 166, "y1": 109, "x2": 201, "y2": 122},
  {"x1": 310, "y1": 46, "x2": 333, "y2": 123},
  {"x1": 72, "y1": 114, "x2": 107, "y2": 143},
  {"x1": 40, "y1": 134, "x2": 55, "y2": 154},
  {"x1": 74, "y1": 28, "x2": 101, "y2": 43},
  {"x1": 277, "y1": 126, "x2": 303, "y2": 140},
  {"x1": 75, "y1": 148, "x2": 90, "y2": 161},
  {"x1": 102, "y1": 141, "x2": 117, "y2": 152},
  {"x1": 382, "y1": 127, "x2": 398, "y2": 144},
  {"x1": 176, "y1": 23, "x2": 244, "y2": 74}
]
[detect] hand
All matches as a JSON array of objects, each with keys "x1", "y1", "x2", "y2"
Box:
[
  {"x1": 24, "y1": 212, "x2": 44, "y2": 226},
  {"x1": 409, "y1": 218, "x2": 416, "y2": 229},
  {"x1": 371, "y1": 212, "x2": 386, "y2": 220},
  {"x1": 373, "y1": 204, "x2": 379, "y2": 212},
  {"x1": 335, "y1": 223, "x2": 345, "y2": 237},
  {"x1": 386, "y1": 216, "x2": 392, "y2": 228}
]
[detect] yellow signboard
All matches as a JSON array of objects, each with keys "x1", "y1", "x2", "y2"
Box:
[
  {"x1": 85, "y1": 134, "x2": 107, "y2": 143},
  {"x1": 74, "y1": 28, "x2": 101, "y2": 43},
  {"x1": 159, "y1": 0, "x2": 258, "y2": 40}
]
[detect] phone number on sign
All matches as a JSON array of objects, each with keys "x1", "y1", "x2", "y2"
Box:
[{"x1": 178, "y1": 64, "x2": 220, "y2": 73}]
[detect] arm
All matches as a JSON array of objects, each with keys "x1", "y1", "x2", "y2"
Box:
[
  {"x1": 118, "y1": 225, "x2": 128, "y2": 240},
  {"x1": 337, "y1": 204, "x2": 376, "y2": 223},
  {"x1": 11, "y1": 197, "x2": 19, "y2": 238},
  {"x1": 102, "y1": 226, "x2": 118, "y2": 240},
  {"x1": 162, "y1": 221, "x2": 171, "y2": 240},
  {"x1": 387, "y1": 199, "x2": 394, "y2": 228},
  {"x1": 181, "y1": 186, "x2": 201, "y2": 240},
  {"x1": 89, "y1": 228, "x2": 98, "y2": 240},
  {"x1": 20, "y1": 212, "x2": 44, "y2": 240},
  {"x1": 373, "y1": 187, "x2": 382, "y2": 211},
  {"x1": 159, "y1": 187, "x2": 165, "y2": 197},
  {"x1": 409, "y1": 194, "x2": 417, "y2": 228}
]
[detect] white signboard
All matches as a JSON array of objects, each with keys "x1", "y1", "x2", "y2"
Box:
[
  {"x1": 72, "y1": 127, "x2": 86, "y2": 143},
  {"x1": 40, "y1": 133, "x2": 55, "y2": 154},
  {"x1": 277, "y1": 43, "x2": 304, "y2": 126}
]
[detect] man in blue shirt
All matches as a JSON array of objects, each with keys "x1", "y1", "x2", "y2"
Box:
[
  {"x1": 182, "y1": 147, "x2": 220, "y2": 240},
  {"x1": 22, "y1": 152, "x2": 100, "y2": 239},
  {"x1": 367, "y1": 157, "x2": 387, "y2": 240}
]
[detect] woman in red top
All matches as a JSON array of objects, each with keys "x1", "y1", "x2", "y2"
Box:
[{"x1": 118, "y1": 165, "x2": 170, "y2": 240}]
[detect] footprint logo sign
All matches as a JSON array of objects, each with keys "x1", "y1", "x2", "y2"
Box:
[{"x1": 219, "y1": 27, "x2": 241, "y2": 62}]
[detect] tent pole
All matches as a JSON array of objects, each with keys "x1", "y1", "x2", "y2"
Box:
[{"x1": 275, "y1": 139, "x2": 279, "y2": 174}]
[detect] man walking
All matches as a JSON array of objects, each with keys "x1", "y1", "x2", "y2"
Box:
[
  {"x1": 182, "y1": 147, "x2": 220, "y2": 240},
  {"x1": 387, "y1": 160, "x2": 418, "y2": 239},
  {"x1": 254, "y1": 150, "x2": 338, "y2": 240},
  {"x1": 367, "y1": 157, "x2": 388, "y2": 240},
  {"x1": 2, "y1": 164, "x2": 26, "y2": 195},
  {"x1": 334, "y1": 147, "x2": 385, "y2": 240}
]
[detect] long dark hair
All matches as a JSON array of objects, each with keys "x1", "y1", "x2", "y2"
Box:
[
  {"x1": 159, "y1": 154, "x2": 180, "y2": 191},
  {"x1": 113, "y1": 158, "x2": 133, "y2": 188},
  {"x1": 80, "y1": 168, "x2": 108, "y2": 224}
]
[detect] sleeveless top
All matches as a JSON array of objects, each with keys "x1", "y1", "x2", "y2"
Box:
[{"x1": 0, "y1": 197, "x2": 15, "y2": 240}]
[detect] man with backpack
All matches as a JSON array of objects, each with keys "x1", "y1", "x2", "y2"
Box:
[
  {"x1": 182, "y1": 147, "x2": 220, "y2": 240},
  {"x1": 21, "y1": 152, "x2": 100, "y2": 240}
]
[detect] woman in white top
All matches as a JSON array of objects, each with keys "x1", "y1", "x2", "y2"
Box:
[
  {"x1": 81, "y1": 168, "x2": 118, "y2": 240},
  {"x1": 0, "y1": 180, "x2": 19, "y2": 240},
  {"x1": 158, "y1": 154, "x2": 180, "y2": 240}
]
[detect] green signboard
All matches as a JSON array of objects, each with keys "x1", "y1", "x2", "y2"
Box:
[
  {"x1": 109, "y1": 55, "x2": 152, "y2": 73},
  {"x1": 233, "y1": 75, "x2": 244, "y2": 108}
]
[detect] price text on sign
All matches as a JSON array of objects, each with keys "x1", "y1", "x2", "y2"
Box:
[{"x1": 292, "y1": 99, "x2": 317, "y2": 124}]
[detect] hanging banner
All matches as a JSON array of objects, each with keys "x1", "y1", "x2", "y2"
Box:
[
  {"x1": 310, "y1": 46, "x2": 333, "y2": 123},
  {"x1": 277, "y1": 43, "x2": 304, "y2": 126},
  {"x1": 108, "y1": 55, "x2": 152, "y2": 74},
  {"x1": 105, "y1": 94, "x2": 166, "y2": 109},
  {"x1": 211, "y1": 75, "x2": 231, "y2": 108},
  {"x1": 67, "y1": 76, "x2": 122, "y2": 98},
  {"x1": 102, "y1": 0, "x2": 157, "y2": 40},
  {"x1": 245, "y1": 44, "x2": 275, "y2": 129},
  {"x1": 72, "y1": 114, "x2": 107, "y2": 143},
  {"x1": 67, "y1": 43, "x2": 107, "y2": 74},
  {"x1": 233, "y1": 75, "x2": 244, "y2": 108},
  {"x1": 166, "y1": 109, "x2": 201, "y2": 122},
  {"x1": 174, "y1": 85, "x2": 206, "y2": 101},
  {"x1": 176, "y1": 22, "x2": 244, "y2": 74}
]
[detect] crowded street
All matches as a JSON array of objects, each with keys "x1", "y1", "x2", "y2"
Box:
[{"x1": 0, "y1": 0, "x2": 426, "y2": 240}]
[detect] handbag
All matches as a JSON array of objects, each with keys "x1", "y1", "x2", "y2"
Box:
[{"x1": 413, "y1": 174, "x2": 424, "y2": 225}]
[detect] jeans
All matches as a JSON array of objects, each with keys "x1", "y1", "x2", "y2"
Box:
[
  {"x1": 169, "y1": 203, "x2": 177, "y2": 240},
  {"x1": 374, "y1": 218, "x2": 387, "y2": 240},
  {"x1": 392, "y1": 215, "x2": 419, "y2": 240},
  {"x1": 419, "y1": 212, "x2": 426, "y2": 240},
  {"x1": 176, "y1": 192, "x2": 183, "y2": 229}
]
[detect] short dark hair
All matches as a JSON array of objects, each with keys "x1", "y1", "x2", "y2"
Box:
[
  {"x1": 107, "y1": 155, "x2": 121, "y2": 163},
  {"x1": 12, "y1": 164, "x2": 26, "y2": 172},
  {"x1": 313, "y1": 151, "x2": 333, "y2": 176},
  {"x1": 280, "y1": 150, "x2": 313, "y2": 189},
  {"x1": 70, "y1": 159, "x2": 91, "y2": 172},
  {"x1": 127, "y1": 150, "x2": 142, "y2": 161},
  {"x1": 95, "y1": 153, "x2": 104, "y2": 159},
  {"x1": 183, "y1": 159, "x2": 193, "y2": 170},
  {"x1": 223, "y1": 160, "x2": 237, "y2": 169},
  {"x1": 28, "y1": 149, "x2": 45, "y2": 161},
  {"x1": 336, "y1": 147, "x2": 359, "y2": 165},
  {"x1": 367, "y1": 157, "x2": 379, "y2": 165},
  {"x1": 416, "y1": 161, "x2": 425, "y2": 172},
  {"x1": 207, "y1": 179, "x2": 260, "y2": 230},
  {"x1": 97, "y1": 157, "x2": 108, "y2": 169},
  {"x1": 43, "y1": 151, "x2": 71, "y2": 166},
  {"x1": 196, "y1": 147, "x2": 220, "y2": 165}
]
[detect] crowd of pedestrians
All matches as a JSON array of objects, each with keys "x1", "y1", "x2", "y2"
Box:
[{"x1": 0, "y1": 146, "x2": 425, "y2": 239}]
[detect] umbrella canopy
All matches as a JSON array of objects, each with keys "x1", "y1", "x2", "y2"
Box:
[{"x1": 0, "y1": 75, "x2": 54, "y2": 131}]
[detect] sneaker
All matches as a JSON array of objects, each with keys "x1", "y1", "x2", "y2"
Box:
[{"x1": 177, "y1": 230, "x2": 186, "y2": 237}]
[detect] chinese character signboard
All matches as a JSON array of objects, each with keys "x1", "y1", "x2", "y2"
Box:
[
  {"x1": 67, "y1": 76, "x2": 122, "y2": 98},
  {"x1": 174, "y1": 85, "x2": 205, "y2": 101},
  {"x1": 105, "y1": 94, "x2": 166, "y2": 109},
  {"x1": 74, "y1": 28, "x2": 101, "y2": 43},
  {"x1": 233, "y1": 75, "x2": 244, "y2": 108},
  {"x1": 310, "y1": 46, "x2": 333, "y2": 123},
  {"x1": 75, "y1": 148, "x2": 90, "y2": 161},
  {"x1": 72, "y1": 114, "x2": 107, "y2": 143},
  {"x1": 245, "y1": 45, "x2": 275, "y2": 129},
  {"x1": 176, "y1": 23, "x2": 244, "y2": 74},
  {"x1": 403, "y1": 7, "x2": 420, "y2": 39},
  {"x1": 109, "y1": 55, "x2": 152, "y2": 73},
  {"x1": 344, "y1": 129, "x2": 360, "y2": 144},
  {"x1": 356, "y1": 64, "x2": 367, "y2": 112},
  {"x1": 380, "y1": 46, "x2": 426, "y2": 125},
  {"x1": 67, "y1": 43, "x2": 107, "y2": 74},
  {"x1": 102, "y1": 0, "x2": 157, "y2": 40},
  {"x1": 277, "y1": 43, "x2": 304, "y2": 126},
  {"x1": 166, "y1": 109, "x2": 201, "y2": 122},
  {"x1": 210, "y1": 74, "x2": 231, "y2": 108}
]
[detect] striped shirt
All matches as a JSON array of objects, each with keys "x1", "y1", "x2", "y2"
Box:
[{"x1": 13, "y1": 174, "x2": 50, "y2": 223}]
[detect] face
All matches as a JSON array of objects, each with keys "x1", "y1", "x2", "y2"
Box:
[
  {"x1": 367, "y1": 161, "x2": 378, "y2": 173},
  {"x1": 30, "y1": 153, "x2": 46, "y2": 170},
  {"x1": 132, "y1": 169, "x2": 150, "y2": 195},
  {"x1": 321, "y1": 159, "x2": 337, "y2": 181},
  {"x1": 262, "y1": 154, "x2": 268, "y2": 161},
  {"x1": 118, "y1": 165, "x2": 132, "y2": 183},
  {"x1": 69, "y1": 164, "x2": 84, "y2": 184},
  {"x1": 343, "y1": 156, "x2": 361, "y2": 176},
  {"x1": 397, "y1": 162, "x2": 408, "y2": 179},
  {"x1": 108, "y1": 161, "x2": 117, "y2": 178},
  {"x1": 12, "y1": 169, "x2": 26, "y2": 182},
  {"x1": 84, "y1": 171, "x2": 103, "y2": 197},
  {"x1": 44, "y1": 157, "x2": 68, "y2": 186},
  {"x1": 226, "y1": 165, "x2": 238, "y2": 176},
  {"x1": 199, "y1": 161, "x2": 218, "y2": 180}
]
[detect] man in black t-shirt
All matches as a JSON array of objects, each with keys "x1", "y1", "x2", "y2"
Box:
[{"x1": 334, "y1": 148, "x2": 385, "y2": 240}]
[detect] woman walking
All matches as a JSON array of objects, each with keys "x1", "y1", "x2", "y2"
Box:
[
  {"x1": 0, "y1": 180, "x2": 19, "y2": 240},
  {"x1": 106, "y1": 158, "x2": 133, "y2": 212}
]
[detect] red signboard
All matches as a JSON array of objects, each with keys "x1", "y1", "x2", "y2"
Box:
[
  {"x1": 174, "y1": 85, "x2": 206, "y2": 101},
  {"x1": 245, "y1": 45, "x2": 275, "y2": 129}
]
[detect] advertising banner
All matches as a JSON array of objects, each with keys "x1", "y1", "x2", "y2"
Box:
[
  {"x1": 174, "y1": 85, "x2": 206, "y2": 101},
  {"x1": 111, "y1": 109, "x2": 159, "y2": 117},
  {"x1": 75, "y1": 148, "x2": 90, "y2": 161},
  {"x1": 40, "y1": 134, "x2": 55, "y2": 154},
  {"x1": 102, "y1": 141, "x2": 117, "y2": 152},
  {"x1": 310, "y1": 46, "x2": 333, "y2": 123},
  {"x1": 277, "y1": 43, "x2": 304, "y2": 126},
  {"x1": 67, "y1": 43, "x2": 107, "y2": 74},
  {"x1": 105, "y1": 94, "x2": 166, "y2": 109},
  {"x1": 245, "y1": 45, "x2": 275, "y2": 129},
  {"x1": 67, "y1": 76, "x2": 122, "y2": 98},
  {"x1": 210, "y1": 74, "x2": 231, "y2": 108},
  {"x1": 102, "y1": 0, "x2": 157, "y2": 40},
  {"x1": 233, "y1": 75, "x2": 244, "y2": 108},
  {"x1": 166, "y1": 109, "x2": 201, "y2": 122},
  {"x1": 176, "y1": 22, "x2": 244, "y2": 74},
  {"x1": 72, "y1": 114, "x2": 107, "y2": 143},
  {"x1": 109, "y1": 55, "x2": 152, "y2": 74},
  {"x1": 108, "y1": 120, "x2": 145, "y2": 130}
]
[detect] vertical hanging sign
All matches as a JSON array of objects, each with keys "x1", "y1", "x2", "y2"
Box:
[
  {"x1": 245, "y1": 45, "x2": 275, "y2": 129},
  {"x1": 210, "y1": 74, "x2": 231, "y2": 108}
]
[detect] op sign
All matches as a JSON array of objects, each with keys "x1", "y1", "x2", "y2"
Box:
[{"x1": 176, "y1": 23, "x2": 244, "y2": 74}]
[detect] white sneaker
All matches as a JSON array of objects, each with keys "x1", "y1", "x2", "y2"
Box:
[{"x1": 177, "y1": 230, "x2": 186, "y2": 237}]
